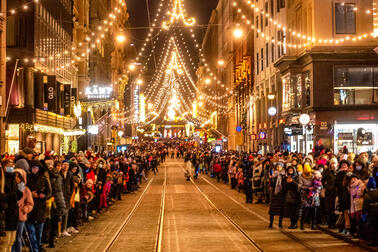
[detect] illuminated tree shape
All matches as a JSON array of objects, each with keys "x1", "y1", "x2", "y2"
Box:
[{"x1": 162, "y1": 0, "x2": 196, "y2": 29}]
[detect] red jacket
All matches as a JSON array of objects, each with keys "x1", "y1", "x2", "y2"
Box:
[{"x1": 213, "y1": 163, "x2": 222, "y2": 173}]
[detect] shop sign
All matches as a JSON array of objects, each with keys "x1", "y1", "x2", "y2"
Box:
[
  {"x1": 236, "y1": 126, "x2": 242, "y2": 132},
  {"x1": 284, "y1": 127, "x2": 293, "y2": 135},
  {"x1": 320, "y1": 121, "x2": 328, "y2": 130},
  {"x1": 259, "y1": 132, "x2": 267, "y2": 139},
  {"x1": 45, "y1": 78, "x2": 58, "y2": 112},
  {"x1": 85, "y1": 85, "x2": 112, "y2": 99},
  {"x1": 357, "y1": 132, "x2": 373, "y2": 145},
  {"x1": 338, "y1": 133, "x2": 353, "y2": 141},
  {"x1": 251, "y1": 134, "x2": 257, "y2": 140},
  {"x1": 64, "y1": 85, "x2": 71, "y2": 116}
]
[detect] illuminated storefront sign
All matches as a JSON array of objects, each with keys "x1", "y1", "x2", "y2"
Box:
[
  {"x1": 134, "y1": 85, "x2": 140, "y2": 121},
  {"x1": 85, "y1": 85, "x2": 113, "y2": 99}
]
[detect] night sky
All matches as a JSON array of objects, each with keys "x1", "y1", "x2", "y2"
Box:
[{"x1": 126, "y1": 0, "x2": 219, "y2": 48}]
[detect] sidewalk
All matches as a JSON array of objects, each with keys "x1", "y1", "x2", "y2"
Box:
[{"x1": 317, "y1": 225, "x2": 378, "y2": 252}]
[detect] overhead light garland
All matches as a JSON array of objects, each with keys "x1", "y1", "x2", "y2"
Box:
[{"x1": 162, "y1": 0, "x2": 196, "y2": 29}]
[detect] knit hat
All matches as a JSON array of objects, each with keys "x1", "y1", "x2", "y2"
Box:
[
  {"x1": 297, "y1": 164, "x2": 303, "y2": 173},
  {"x1": 303, "y1": 163, "x2": 312, "y2": 174},
  {"x1": 339, "y1": 159, "x2": 351, "y2": 168},
  {"x1": 23, "y1": 147, "x2": 35, "y2": 155},
  {"x1": 347, "y1": 153, "x2": 355, "y2": 163},
  {"x1": 367, "y1": 177, "x2": 376, "y2": 190},
  {"x1": 329, "y1": 157, "x2": 338, "y2": 165},
  {"x1": 304, "y1": 155, "x2": 314, "y2": 164}
]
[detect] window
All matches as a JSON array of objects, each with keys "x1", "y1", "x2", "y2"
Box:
[
  {"x1": 277, "y1": 0, "x2": 280, "y2": 12},
  {"x1": 256, "y1": 16, "x2": 259, "y2": 37},
  {"x1": 282, "y1": 73, "x2": 302, "y2": 111},
  {"x1": 256, "y1": 53, "x2": 259, "y2": 74},
  {"x1": 334, "y1": 66, "x2": 378, "y2": 105},
  {"x1": 304, "y1": 72, "x2": 311, "y2": 107},
  {"x1": 271, "y1": 0, "x2": 274, "y2": 17},
  {"x1": 280, "y1": 0, "x2": 285, "y2": 8},
  {"x1": 271, "y1": 40, "x2": 275, "y2": 62},
  {"x1": 266, "y1": 43, "x2": 269, "y2": 67},
  {"x1": 265, "y1": 2, "x2": 269, "y2": 26},
  {"x1": 261, "y1": 48, "x2": 264, "y2": 71},
  {"x1": 260, "y1": 13, "x2": 263, "y2": 31},
  {"x1": 6, "y1": 16, "x2": 27, "y2": 47},
  {"x1": 335, "y1": 3, "x2": 356, "y2": 34}
]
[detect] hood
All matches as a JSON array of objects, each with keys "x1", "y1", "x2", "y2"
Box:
[
  {"x1": 353, "y1": 158, "x2": 367, "y2": 169},
  {"x1": 14, "y1": 168, "x2": 27, "y2": 184},
  {"x1": 14, "y1": 151, "x2": 29, "y2": 162}
]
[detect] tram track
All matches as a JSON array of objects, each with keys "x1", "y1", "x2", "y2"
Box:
[
  {"x1": 182, "y1": 166, "x2": 264, "y2": 252},
  {"x1": 104, "y1": 164, "x2": 167, "y2": 252}
]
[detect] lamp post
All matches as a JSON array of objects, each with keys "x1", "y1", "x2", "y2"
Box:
[{"x1": 299, "y1": 113, "x2": 311, "y2": 154}]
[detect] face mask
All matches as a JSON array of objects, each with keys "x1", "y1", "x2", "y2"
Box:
[
  {"x1": 98, "y1": 164, "x2": 103, "y2": 168},
  {"x1": 356, "y1": 166, "x2": 362, "y2": 171},
  {"x1": 298, "y1": 171, "x2": 302, "y2": 176},
  {"x1": 5, "y1": 167, "x2": 14, "y2": 173},
  {"x1": 17, "y1": 182, "x2": 25, "y2": 192},
  {"x1": 319, "y1": 168, "x2": 324, "y2": 173}
]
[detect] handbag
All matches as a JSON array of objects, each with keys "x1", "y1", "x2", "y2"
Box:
[{"x1": 335, "y1": 213, "x2": 344, "y2": 227}]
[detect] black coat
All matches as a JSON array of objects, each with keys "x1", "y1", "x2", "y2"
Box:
[
  {"x1": 335, "y1": 170, "x2": 349, "y2": 211},
  {"x1": 283, "y1": 177, "x2": 300, "y2": 217},
  {"x1": 49, "y1": 168, "x2": 67, "y2": 217},
  {"x1": 269, "y1": 175, "x2": 285, "y2": 216},
  {"x1": 4, "y1": 172, "x2": 22, "y2": 231},
  {"x1": 27, "y1": 172, "x2": 52, "y2": 223},
  {"x1": 60, "y1": 170, "x2": 74, "y2": 210},
  {"x1": 322, "y1": 169, "x2": 337, "y2": 210}
]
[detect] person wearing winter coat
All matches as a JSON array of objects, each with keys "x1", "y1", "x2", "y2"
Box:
[
  {"x1": 349, "y1": 174, "x2": 365, "y2": 238},
  {"x1": 0, "y1": 159, "x2": 20, "y2": 252},
  {"x1": 213, "y1": 160, "x2": 222, "y2": 182},
  {"x1": 14, "y1": 148, "x2": 34, "y2": 172},
  {"x1": 268, "y1": 162, "x2": 286, "y2": 228},
  {"x1": 26, "y1": 160, "x2": 52, "y2": 252},
  {"x1": 60, "y1": 160, "x2": 74, "y2": 237},
  {"x1": 322, "y1": 158, "x2": 338, "y2": 228},
  {"x1": 299, "y1": 164, "x2": 315, "y2": 230},
  {"x1": 335, "y1": 159, "x2": 352, "y2": 234},
  {"x1": 353, "y1": 158, "x2": 369, "y2": 182},
  {"x1": 283, "y1": 166, "x2": 300, "y2": 229},
  {"x1": 46, "y1": 160, "x2": 67, "y2": 248},
  {"x1": 12, "y1": 169, "x2": 34, "y2": 252},
  {"x1": 361, "y1": 177, "x2": 378, "y2": 245}
]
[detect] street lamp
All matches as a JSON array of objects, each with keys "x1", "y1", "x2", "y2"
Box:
[
  {"x1": 136, "y1": 78, "x2": 143, "y2": 85},
  {"x1": 129, "y1": 64, "x2": 136, "y2": 71},
  {"x1": 205, "y1": 78, "x2": 211, "y2": 84},
  {"x1": 217, "y1": 60, "x2": 225, "y2": 66},
  {"x1": 299, "y1": 113, "x2": 311, "y2": 154},
  {"x1": 233, "y1": 28, "x2": 243, "y2": 39},
  {"x1": 116, "y1": 34, "x2": 126, "y2": 43}
]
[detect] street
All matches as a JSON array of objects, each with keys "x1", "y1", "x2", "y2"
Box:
[{"x1": 47, "y1": 158, "x2": 366, "y2": 252}]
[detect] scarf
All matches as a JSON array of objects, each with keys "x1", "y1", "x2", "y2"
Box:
[{"x1": 273, "y1": 170, "x2": 283, "y2": 195}]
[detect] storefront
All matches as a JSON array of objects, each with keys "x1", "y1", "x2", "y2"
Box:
[{"x1": 334, "y1": 121, "x2": 378, "y2": 154}]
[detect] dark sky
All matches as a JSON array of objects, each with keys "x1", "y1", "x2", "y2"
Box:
[{"x1": 126, "y1": 0, "x2": 219, "y2": 47}]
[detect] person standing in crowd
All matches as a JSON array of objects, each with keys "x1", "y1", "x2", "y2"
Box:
[
  {"x1": 1, "y1": 159, "x2": 18, "y2": 252},
  {"x1": 323, "y1": 158, "x2": 338, "y2": 228},
  {"x1": 335, "y1": 160, "x2": 351, "y2": 235},
  {"x1": 268, "y1": 162, "x2": 285, "y2": 228},
  {"x1": 26, "y1": 160, "x2": 51, "y2": 252},
  {"x1": 299, "y1": 164, "x2": 315, "y2": 230},
  {"x1": 60, "y1": 160, "x2": 74, "y2": 237},
  {"x1": 12, "y1": 169, "x2": 34, "y2": 252},
  {"x1": 283, "y1": 166, "x2": 300, "y2": 229},
  {"x1": 362, "y1": 177, "x2": 378, "y2": 245},
  {"x1": 349, "y1": 174, "x2": 365, "y2": 238},
  {"x1": 14, "y1": 148, "x2": 34, "y2": 172}
]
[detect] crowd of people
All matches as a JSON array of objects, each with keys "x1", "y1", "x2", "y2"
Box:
[
  {"x1": 184, "y1": 143, "x2": 378, "y2": 246},
  {"x1": 0, "y1": 143, "x2": 167, "y2": 252}
]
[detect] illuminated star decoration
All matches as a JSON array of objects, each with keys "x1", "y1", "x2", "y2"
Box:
[{"x1": 162, "y1": 0, "x2": 196, "y2": 30}]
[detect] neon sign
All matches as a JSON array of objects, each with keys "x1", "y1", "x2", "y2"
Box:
[{"x1": 85, "y1": 85, "x2": 112, "y2": 99}]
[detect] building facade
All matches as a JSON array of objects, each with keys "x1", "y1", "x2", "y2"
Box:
[
  {"x1": 6, "y1": 0, "x2": 79, "y2": 154},
  {"x1": 0, "y1": 0, "x2": 6, "y2": 153}
]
